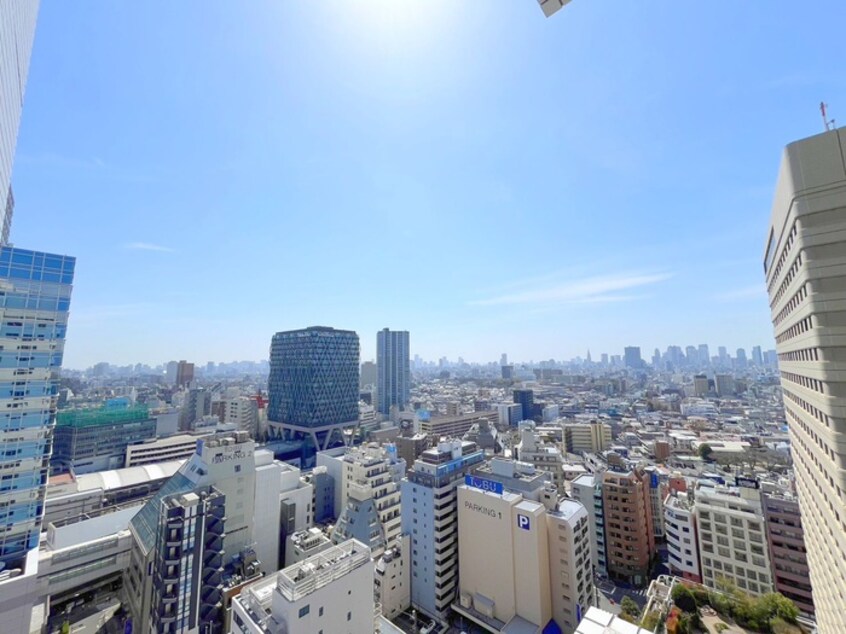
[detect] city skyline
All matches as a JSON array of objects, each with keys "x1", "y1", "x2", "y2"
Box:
[{"x1": 11, "y1": 1, "x2": 846, "y2": 368}]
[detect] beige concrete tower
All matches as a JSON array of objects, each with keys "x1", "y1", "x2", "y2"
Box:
[{"x1": 765, "y1": 128, "x2": 846, "y2": 633}]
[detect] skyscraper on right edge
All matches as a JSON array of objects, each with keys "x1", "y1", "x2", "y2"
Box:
[
  {"x1": 376, "y1": 328, "x2": 410, "y2": 417},
  {"x1": 765, "y1": 128, "x2": 846, "y2": 634}
]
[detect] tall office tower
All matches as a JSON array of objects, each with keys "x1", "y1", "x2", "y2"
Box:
[
  {"x1": 360, "y1": 360, "x2": 377, "y2": 389},
  {"x1": 600, "y1": 353, "x2": 609, "y2": 366},
  {"x1": 718, "y1": 346, "x2": 728, "y2": 366},
  {"x1": 651, "y1": 348, "x2": 661, "y2": 368},
  {"x1": 376, "y1": 328, "x2": 410, "y2": 417},
  {"x1": 0, "y1": 249, "x2": 73, "y2": 570},
  {"x1": 764, "y1": 129, "x2": 846, "y2": 633},
  {"x1": 735, "y1": 348, "x2": 748, "y2": 368},
  {"x1": 501, "y1": 353, "x2": 508, "y2": 366},
  {"x1": 698, "y1": 344, "x2": 710, "y2": 366},
  {"x1": 513, "y1": 388, "x2": 534, "y2": 421},
  {"x1": 175, "y1": 359, "x2": 194, "y2": 387},
  {"x1": 401, "y1": 439, "x2": 484, "y2": 620},
  {"x1": 685, "y1": 345, "x2": 698, "y2": 366},
  {"x1": 751, "y1": 345, "x2": 764, "y2": 367},
  {"x1": 267, "y1": 326, "x2": 359, "y2": 451},
  {"x1": 0, "y1": 0, "x2": 39, "y2": 244},
  {"x1": 165, "y1": 360, "x2": 178, "y2": 385},
  {"x1": 623, "y1": 346, "x2": 642, "y2": 369},
  {"x1": 714, "y1": 373, "x2": 734, "y2": 397}
]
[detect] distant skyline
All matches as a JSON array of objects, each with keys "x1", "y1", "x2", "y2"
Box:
[{"x1": 12, "y1": 1, "x2": 846, "y2": 368}]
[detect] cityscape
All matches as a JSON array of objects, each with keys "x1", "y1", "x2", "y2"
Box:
[{"x1": 1, "y1": 2, "x2": 845, "y2": 634}]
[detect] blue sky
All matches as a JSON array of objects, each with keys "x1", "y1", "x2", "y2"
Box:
[{"x1": 11, "y1": 1, "x2": 846, "y2": 368}]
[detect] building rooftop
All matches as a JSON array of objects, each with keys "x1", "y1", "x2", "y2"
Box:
[
  {"x1": 575, "y1": 606, "x2": 654, "y2": 634},
  {"x1": 276, "y1": 539, "x2": 371, "y2": 602}
]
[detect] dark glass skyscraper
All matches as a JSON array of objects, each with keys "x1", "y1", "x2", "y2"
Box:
[
  {"x1": 267, "y1": 327, "x2": 359, "y2": 451},
  {"x1": 376, "y1": 328, "x2": 409, "y2": 416}
]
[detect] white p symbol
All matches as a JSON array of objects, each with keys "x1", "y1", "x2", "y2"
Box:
[{"x1": 517, "y1": 514, "x2": 530, "y2": 530}]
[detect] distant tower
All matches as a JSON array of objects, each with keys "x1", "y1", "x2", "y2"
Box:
[
  {"x1": 377, "y1": 328, "x2": 410, "y2": 417},
  {"x1": 586, "y1": 349, "x2": 592, "y2": 363}
]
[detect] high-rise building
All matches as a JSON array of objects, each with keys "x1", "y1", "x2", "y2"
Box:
[
  {"x1": 0, "y1": 0, "x2": 39, "y2": 244},
  {"x1": 0, "y1": 248, "x2": 74, "y2": 570},
  {"x1": 563, "y1": 420, "x2": 612, "y2": 454},
  {"x1": 267, "y1": 326, "x2": 359, "y2": 451},
  {"x1": 360, "y1": 360, "x2": 377, "y2": 389},
  {"x1": 764, "y1": 129, "x2": 846, "y2": 633},
  {"x1": 751, "y1": 345, "x2": 763, "y2": 367},
  {"x1": 601, "y1": 468, "x2": 655, "y2": 587},
  {"x1": 377, "y1": 328, "x2": 410, "y2": 417},
  {"x1": 693, "y1": 374, "x2": 710, "y2": 397},
  {"x1": 735, "y1": 348, "x2": 748, "y2": 369},
  {"x1": 401, "y1": 439, "x2": 484, "y2": 619},
  {"x1": 571, "y1": 473, "x2": 606, "y2": 576},
  {"x1": 223, "y1": 395, "x2": 259, "y2": 438},
  {"x1": 513, "y1": 388, "x2": 534, "y2": 421},
  {"x1": 175, "y1": 359, "x2": 194, "y2": 387},
  {"x1": 698, "y1": 344, "x2": 710, "y2": 366},
  {"x1": 714, "y1": 374, "x2": 734, "y2": 397},
  {"x1": 623, "y1": 346, "x2": 642, "y2": 369},
  {"x1": 664, "y1": 489, "x2": 700, "y2": 583}
]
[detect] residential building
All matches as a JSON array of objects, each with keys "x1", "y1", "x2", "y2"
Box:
[
  {"x1": 764, "y1": 128, "x2": 846, "y2": 633},
  {"x1": 395, "y1": 433, "x2": 429, "y2": 470},
  {"x1": 51, "y1": 405, "x2": 156, "y2": 474},
  {"x1": 417, "y1": 410, "x2": 498, "y2": 438},
  {"x1": 230, "y1": 539, "x2": 375, "y2": 634},
  {"x1": 515, "y1": 422, "x2": 568, "y2": 492},
  {"x1": 601, "y1": 468, "x2": 655, "y2": 586},
  {"x1": 179, "y1": 386, "x2": 211, "y2": 431},
  {"x1": 267, "y1": 326, "x2": 360, "y2": 452},
  {"x1": 693, "y1": 374, "x2": 710, "y2": 397},
  {"x1": 374, "y1": 535, "x2": 411, "y2": 620},
  {"x1": 564, "y1": 420, "x2": 612, "y2": 454},
  {"x1": 571, "y1": 473, "x2": 606, "y2": 576},
  {"x1": 664, "y1": 490, "x2": 700, "y2": 582},
  {"x1": 401, "y1": 439, "x2": 484, "y2": 619},
  {"x1": 695, "y1": 481, "x2": 773, "y2": 597},
  {"x1": 175, "y1": 360, "x2": 194, "y2": 387},
  {"x1": 762, "y1": 487, "x2": 814, "y2": 616},
  {"x1": 316, "y1": 444, "x2": 404, "y2": 544},
  {"x1": 0, "y1": 0, "x2": 38, "y2": 243},
  {"x1": 714, "y1": 374, "x2": 734, "y2": 397},
  {"x1": 376, "y1": 328, "x2": 410, "y2": 416},
  {"x1": 224, "y1": 396, "x2": 259, "y2": 438},
  {"x1": 285, "y1": 528, "x2": 332, "y2": 566}
]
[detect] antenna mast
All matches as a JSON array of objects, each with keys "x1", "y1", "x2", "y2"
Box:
[{"x1": 821, "y1": 102, "x2": 836, "y2": 131}]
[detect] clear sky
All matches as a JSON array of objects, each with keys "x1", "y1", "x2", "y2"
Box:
[{"x1": 11, "y1": 1, "x2": 846, "y2": 368}]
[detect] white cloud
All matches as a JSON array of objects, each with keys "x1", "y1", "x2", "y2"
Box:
[
  {"x1": 123, "y1": 242, "x2": 175, "y2": 253},
  {"x1": 469, "y1": 272, "x2": 671, "y2": 307}
]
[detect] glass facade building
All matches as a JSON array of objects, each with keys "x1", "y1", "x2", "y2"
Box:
[
  {"x1": 0, "y1": 1, "x2": 39, "y2": 245},
  {"x1": 376, "y1": 328, "x2": 410, "y2": 417},
  {"x1": 268, "y1": 327, "x2": 359, "y2": 427},
  {"x1": 0, "y1": 246, "x2": 74, "y2": 570}
]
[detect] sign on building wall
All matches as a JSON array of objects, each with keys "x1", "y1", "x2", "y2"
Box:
[{"x1": 464, "y1": 474, "x2": 504, "y2": 495}]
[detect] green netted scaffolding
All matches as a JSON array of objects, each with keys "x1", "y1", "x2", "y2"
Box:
[{"x1": 56, "y1": 404, "x2": 151, "y2": 428}]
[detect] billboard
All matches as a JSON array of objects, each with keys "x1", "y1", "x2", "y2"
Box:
[{"x1": 464, "y1": 474, "x2": 504, "y2": 495}]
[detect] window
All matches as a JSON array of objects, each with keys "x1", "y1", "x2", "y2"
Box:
[
  {"x1": 299, "y1": 605, "x2": 310, "y2": 618},
  {"x1": 347, "y1": 611, "x2": 352, "y2": 621},
  {"x1": 319, "y1": 606, "x2": 323, "y2": 616}
]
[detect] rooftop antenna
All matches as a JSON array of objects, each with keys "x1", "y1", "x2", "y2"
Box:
[{"x1": 821, "y1": 102, "x2": 836, "y2": 131}]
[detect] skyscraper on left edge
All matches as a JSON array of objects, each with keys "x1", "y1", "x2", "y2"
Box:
[
  {"x1": 0, "y1": 4, "x2": 77, "y2": 631},
  {"x1": 0, "y1": 0, "x2": 39, "y2": 244}
]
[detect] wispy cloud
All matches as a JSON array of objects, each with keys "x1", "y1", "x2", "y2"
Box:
[
  {"x1": 713, "y1": 285, "x2": 766, "y2": 302},
  {"x1": 123, "y1": 242, "x2": 175, "y2": 253},
  {"x1": 469, "y1": 272, "x2": 671, "y2": 307}
]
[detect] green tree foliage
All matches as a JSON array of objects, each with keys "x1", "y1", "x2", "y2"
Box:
[
  {"x1": 620, "y1": 595, "x2": 641, "y2": 620},
  {"x1": 672, "y1": 584, "x2": 698, "y2": 613},
  {"x1": 698, "y1": 443, "x2": 714, "y2": 460}
]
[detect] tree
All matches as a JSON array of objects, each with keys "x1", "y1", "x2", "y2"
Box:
[
  {"x1": 672, "y1": 584, "x2": 698, "y2": 613},
  {"x1": 620, "y1": 595, "x2": 641, "y2": 621},
  {"x1": 698, "y1": 443, "x2": 714, "y2": 460}
]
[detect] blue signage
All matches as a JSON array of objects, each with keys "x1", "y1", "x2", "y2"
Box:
[
  {"x1": 517, "y1": 513, "x2": 531, "y2": 530},
  {"x1": 464, "y1": 475, "x2": 504, "y2": 495}
]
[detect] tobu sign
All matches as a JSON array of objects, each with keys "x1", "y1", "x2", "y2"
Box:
[{"x1": 465, "y1": 475, "x2": 504, "y2": 495}]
